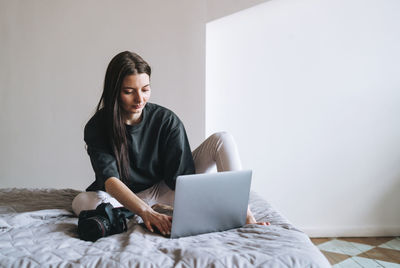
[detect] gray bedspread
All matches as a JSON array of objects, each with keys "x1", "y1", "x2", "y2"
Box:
[{"x1": 0, "y1": 188, "x2": 330, "y2": 267}]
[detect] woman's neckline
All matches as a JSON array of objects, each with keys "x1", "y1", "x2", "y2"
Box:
[{"x1": 124, "y1": 105, "x2": 147, "y2": 132}]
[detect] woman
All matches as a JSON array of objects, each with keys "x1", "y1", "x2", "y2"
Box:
[{"x1": 72, "y1": 51, "x2": 269, "y2": 236}]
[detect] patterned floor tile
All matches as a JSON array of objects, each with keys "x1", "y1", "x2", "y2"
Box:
[
  {"x1": 321, "y1": 250, "x2": 352, "y2": 265},
  {"x1": 352, "y1": 257, "x2": 384, "y2": 267},
  {"x1": 340, "y1": 238, "x2": 393, "y2": 247},
  {"x1": 318, "y1": 239, "x2": 375, "y2": 256},
  {"x1": 333, "y1": 257, "x2": 364, "y2": 267},
  {"x1": 380, "y1": 238, "x2": 400, "y2": 251},
  {"x1": 311, "y1": 238, "x2": 331, "y2": 245},
  {"x1": 358, "y1": 247, "x2": 400, "y2": 264},
  {"x1": 312, "y1": 237, "x2": 400, "y2": 267},
  {"x1": 375, "y1": 259, "x2": 400, "y2": 268}
]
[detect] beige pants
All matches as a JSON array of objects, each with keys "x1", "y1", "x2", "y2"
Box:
[{"x1": 72, "y1": 132, "x2": 242, "y2": 216}]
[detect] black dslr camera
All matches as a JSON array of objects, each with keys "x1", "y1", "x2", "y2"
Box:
[{"x1": 78, "y1": 203, "x2": 134, "y2": 242}]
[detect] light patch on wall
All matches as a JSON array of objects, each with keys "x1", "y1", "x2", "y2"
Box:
[{"x1": 206, "y1": 0, "x2": 400, "y2": 236}]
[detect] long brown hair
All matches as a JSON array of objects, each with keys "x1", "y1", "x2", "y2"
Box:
[{"x1": 95, "y1": 51, "x2": 151, "y2": 184}]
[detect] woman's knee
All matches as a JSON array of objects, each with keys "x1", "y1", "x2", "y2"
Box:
[
  {"x1": 209, "y1": 131, "x2": 235, "y2": 146},
  {"x1": 209, "y1": 131, "x2": 242, "y2": 171},
  {"x1": 71, "y1": 191, "x2": 101, "y2": 216}
]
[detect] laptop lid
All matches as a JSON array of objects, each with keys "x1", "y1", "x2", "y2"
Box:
[{"x1": 170, "y1": 170, "x2": 252, "y2": 238}]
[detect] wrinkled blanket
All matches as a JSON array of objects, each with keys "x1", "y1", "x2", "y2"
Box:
[{"x1": 0, "y1": 188, "x2": 329, "y2": 267}]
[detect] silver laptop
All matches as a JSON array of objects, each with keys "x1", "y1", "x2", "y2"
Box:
[{"x1": 170, "y1": 170, "x2": 252, "y2": 238}]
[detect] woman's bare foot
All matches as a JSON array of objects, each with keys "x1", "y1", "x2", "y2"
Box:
[{"x1": 246, "y1": 208, "x2": 270, "y2": 226}]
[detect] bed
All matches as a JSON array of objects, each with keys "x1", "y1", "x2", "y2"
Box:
[{"x1": 0, "y1": 188, "x2": 330, "y2": 267}]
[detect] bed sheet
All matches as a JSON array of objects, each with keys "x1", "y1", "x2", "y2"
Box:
[{"x1": 0, "y1": 188, "x2": 330, "y2": 268}]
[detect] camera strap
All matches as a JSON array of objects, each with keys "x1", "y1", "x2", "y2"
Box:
[
  {"x1": 103, "y1": 204, "x2": 116, "y2": 226},
  {"x1": 110, "y1": 207, "x2": 135, "y2": 233},
  {"x1": 115, "y1": 207, "x2": 135, "y2": 219}
]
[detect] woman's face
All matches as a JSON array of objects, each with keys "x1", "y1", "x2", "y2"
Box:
[{"x1": 119, "y1": 73, "x2": 151, "y2": 121}]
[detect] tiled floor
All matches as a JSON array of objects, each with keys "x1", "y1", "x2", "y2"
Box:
[{"x1": 311, "y1": 237, "x2": 400, "y2": 267}]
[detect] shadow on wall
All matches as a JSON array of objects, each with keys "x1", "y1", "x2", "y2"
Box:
[{"x1": 206, "y1": 0, "x2": 270, "y2": 22}]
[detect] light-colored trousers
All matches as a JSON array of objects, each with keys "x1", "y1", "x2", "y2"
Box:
[{"x1": 72, "y1": 132, "x2": 242, "y2": 216}]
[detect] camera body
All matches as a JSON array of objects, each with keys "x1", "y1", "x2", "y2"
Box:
[{"x1": 78, "y1": 203, "x2": 134, "y2": 241}]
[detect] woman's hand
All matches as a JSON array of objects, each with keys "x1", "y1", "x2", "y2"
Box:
[
  {"x1": 139, "y1": 208, "x2": 172, "y2": 235},
  {"x1": 105, "y1": 178, "x2": 173, "y2": 235}
]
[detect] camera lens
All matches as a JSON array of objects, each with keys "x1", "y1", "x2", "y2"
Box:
[{"x1": 78, "y1": 216, "x2": 111, "y2": 242}]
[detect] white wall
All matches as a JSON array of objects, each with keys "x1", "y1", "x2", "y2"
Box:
[
  {"x1": 206, "y1": 0, "x2": 400, "y2": 236},
  {"x1": 0, "y1": 0, "x2": 205, "y2": 190}
]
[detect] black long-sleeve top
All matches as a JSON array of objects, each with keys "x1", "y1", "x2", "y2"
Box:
[{"x1": 84, "y1": 102, "x2": 195, "y2": 193}]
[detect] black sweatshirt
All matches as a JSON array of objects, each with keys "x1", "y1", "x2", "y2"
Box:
[{"x1": 84, "y1": 102, "x2": 195, "y2": 193}]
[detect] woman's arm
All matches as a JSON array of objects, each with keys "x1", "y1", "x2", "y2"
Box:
[{"x1": 105, "y1": 177, "x2": 172, "y2": 235}]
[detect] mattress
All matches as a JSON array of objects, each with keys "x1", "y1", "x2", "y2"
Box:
[{"x1": 0, "y1": 188, "x2": 330, "y2": 267}]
